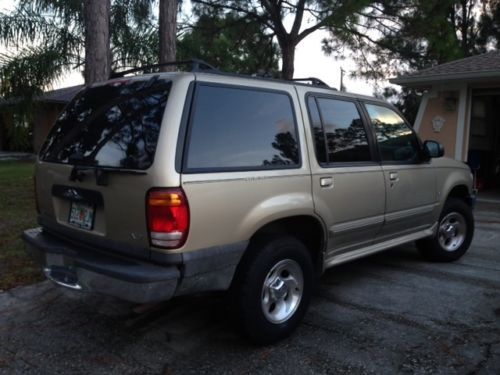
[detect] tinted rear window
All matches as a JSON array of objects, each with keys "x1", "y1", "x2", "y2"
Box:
[
  {"x1": 40, "y1": 78, "x2": 171, "y2": 170},
  {"x1": 185, "y1": 84, "x2": 299, "y2": 171}
]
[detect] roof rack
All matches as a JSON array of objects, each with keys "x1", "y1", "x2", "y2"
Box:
[
  {"x1": 110, "y1": 59, "x2": 218, "y2": 78},
  {"x1": 291, "y1": 77, "x2": 334, "y2": 89},
  {"x1": 110, "y1": 60, "x2": 336, "y2": 92}
]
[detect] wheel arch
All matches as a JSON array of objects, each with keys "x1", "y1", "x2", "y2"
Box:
[
  {"x1": 446, "y1": 184, "x2": 474, "y2": 207},
  {"x1": 237, "y1": 215, "x2": 327, "y2": 276}
]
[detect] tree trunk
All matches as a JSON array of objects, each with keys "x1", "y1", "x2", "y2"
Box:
[
  {"x1": 460, "y1": 0, "x2": 469, "y2": 55},
  {"x1": 84, "y1": 0, "x2": 111, "y2": 84},
  {"x1": 280, "y1": 41, "x2": 296, "y2": 80},
  {"x1": 159, "y1": 0, "x2": 178, "y2": 72}
]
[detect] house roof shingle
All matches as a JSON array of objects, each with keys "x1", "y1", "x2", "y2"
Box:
[
  {"x1": 39, "y1": 84, "x2": 83, "y2": 104},
  {"x1": 390, "y1": 50, "x2": 500, "y2": 86},
  {"x1": 0, "y1": 84, "x2": 83, "y2": 108}
]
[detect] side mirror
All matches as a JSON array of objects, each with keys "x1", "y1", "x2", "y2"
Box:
[{"x1": 423, "y1": 140, "x2": 445, "y2": 158}]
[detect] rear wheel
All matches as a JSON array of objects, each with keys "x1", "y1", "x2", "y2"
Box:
[
  {"x1": 416, "y1": 198, "x2": 474, "y2": 262},
  {"x1": 232, "y1": 236, "x2": 314, "y2": 344}
]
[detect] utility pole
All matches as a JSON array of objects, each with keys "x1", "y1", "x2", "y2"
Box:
[{"x1": 340, "y1": 67, "x2": 345, "y2": 92}]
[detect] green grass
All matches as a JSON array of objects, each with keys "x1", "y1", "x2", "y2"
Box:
[{"x1": 0, "y1": 160, "x2": 43, "y2": 290}]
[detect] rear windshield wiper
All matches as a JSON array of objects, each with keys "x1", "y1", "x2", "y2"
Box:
[{"x1": 69, "y1": 165, "x2": 147, "y2": 186}]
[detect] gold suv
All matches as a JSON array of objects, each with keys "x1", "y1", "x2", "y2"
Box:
[{"x1": 23, "y1": 61, "x2": 475, "y2": 344}]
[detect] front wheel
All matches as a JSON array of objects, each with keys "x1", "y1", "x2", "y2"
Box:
[
  {"x1": 231, "y1": 236, "x2": 314, "y2": 344},
  {"x1": 416, "y1": 197, "x2": 474, "y2": 262}
]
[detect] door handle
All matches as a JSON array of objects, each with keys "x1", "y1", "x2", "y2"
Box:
[
  {"x1": 389, "y1": 172, "x2": 399, "y2": 187},
  {"x1": 389, "y1": 172, "x2": 399, "y2": 181},
  {"x1": 320, "y1": 177, "x2": 333, "y2": 188}
]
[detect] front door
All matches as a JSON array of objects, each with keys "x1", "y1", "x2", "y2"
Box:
[
  {"x1": 363, "y1": 103, "x2": 437, "y2": 240},
  {"x1": 468, "y1": 92, "x2": 500, "y2": 190}
]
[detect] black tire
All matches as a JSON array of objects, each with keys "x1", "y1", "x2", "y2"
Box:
[
  {"x1": 416, "y1": 197, "x2": 474, "y2": 262},
  {"x1": 231, "y1": 235, "x2": 314, "y2": 345}
]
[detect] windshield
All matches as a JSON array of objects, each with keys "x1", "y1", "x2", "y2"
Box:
[{"x1": 40, "y1": 77, "x2": 171, "y2": 170}]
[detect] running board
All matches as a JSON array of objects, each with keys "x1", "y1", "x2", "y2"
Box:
[{"x1": 324, "y1": 224, "x2": 437, "y2": 269}]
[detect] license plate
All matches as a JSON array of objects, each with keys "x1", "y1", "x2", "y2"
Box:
[{"x1": 68, "y1": 202, "x2": 95, "y2": 230}]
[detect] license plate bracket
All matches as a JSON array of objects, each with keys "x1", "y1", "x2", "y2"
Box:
[{"x1": 68, "y1": 201, "x2": 95, "y2": 230}]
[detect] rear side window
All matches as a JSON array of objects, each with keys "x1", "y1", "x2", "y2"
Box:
[
  {"x1": 307, "y1": 96, "x2": 371, "y2": 164},
  {"x1": 40, "y1": 78, "x2": 171, "y2": 170},
  {"x1": 365, "y1": 104, "x2": 420, "y2": 163},
  {"x1": 185, "y1": 84, "x2": 299, "y2": 171}
]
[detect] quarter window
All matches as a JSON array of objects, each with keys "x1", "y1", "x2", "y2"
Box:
[
  {"x1": 365, "y1": 104, "x2": 420, "y2": 163},
  {"x1": 186, "y1": 85, "x2": 299, "y2": 171},
  {"x1": 307, "y1": 96, "x2": 371, "y2": 163}
]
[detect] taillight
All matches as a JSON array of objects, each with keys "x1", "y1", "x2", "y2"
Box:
[{"x1": 147, "y1": 188, "x2": 189, "y2": 249}]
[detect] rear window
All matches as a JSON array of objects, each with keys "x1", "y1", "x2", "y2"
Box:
[
  {"x1": 40, "y1": 77, "x2": 171, "y2": 170},
  {"x1": 185, "y1": 84, "x2": 299, "y2": 171}
]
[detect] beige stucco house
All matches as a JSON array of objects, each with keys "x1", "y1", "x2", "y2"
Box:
[{"x1": 391, "y1": 51, "x2": 500, "y2": 189}]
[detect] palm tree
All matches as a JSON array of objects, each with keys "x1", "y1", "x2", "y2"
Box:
[
  {"x1": 159, "y1": 0, "x2": 178, "y2": 71},
  {"x1": 0, "y1": 0, "x2": 158, "y2": 99},
  {"x1": 0, "y1": 0, "x2": 158, "y2": 150},
  {"x1": 84, "y1": 0, "x2": 111, "y2": 84}
]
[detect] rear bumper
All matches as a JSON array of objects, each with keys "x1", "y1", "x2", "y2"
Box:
[
  {"x1": 23, "y1": 228, "x2": 179, "y2": 303},
  {"x1": 23, "y1": 228, "x2": 247, "y2": 304}
]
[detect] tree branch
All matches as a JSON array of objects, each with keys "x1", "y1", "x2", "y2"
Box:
[{"x1": 290, "y1": 0, "x2": 306, "y2": 38}]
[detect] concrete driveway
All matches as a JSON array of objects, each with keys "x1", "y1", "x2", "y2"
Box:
[{"x1": 1, "y1": 203, "x2": 499, "y2": 374}]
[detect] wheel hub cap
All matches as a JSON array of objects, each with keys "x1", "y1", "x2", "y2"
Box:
[
  {"x1": 269, "y1": 278, "x2": 287, "y2": 300},
  {"x1": 438, "y1": 212, "x2": 466, "y2": 252},
  {"x1": 261, "y1": 259, "x2": 304, "y2": 324}
]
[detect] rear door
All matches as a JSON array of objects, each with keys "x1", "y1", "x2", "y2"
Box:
[
  {"x1": 362, "y1": 103, "x2": 438, "y2": 240},
  {"x1": 305, "y1": 93, "x2": 385, "y2": 259},
  {"x1": 36, "y1": 76, "x2": 174, "y2": 259}
]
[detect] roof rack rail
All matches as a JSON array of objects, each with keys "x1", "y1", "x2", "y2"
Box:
[
  {"x1": 110, "y1": 59, "x2": 218, "y2": 78},
  {"x1": 291, "y1": 77, "x2": 334, "y2": 89}
]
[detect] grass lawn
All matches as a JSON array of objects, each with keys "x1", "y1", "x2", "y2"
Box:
[{"x1": 0, "y1": 160, "x2": 43, "y2": 290}]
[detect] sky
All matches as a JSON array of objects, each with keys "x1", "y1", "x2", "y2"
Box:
[
  {"x1": 293, "y1": 29, "x2": 374, "y2": 95},
  {"x1": 0, "y1": 0, "x2": 379, "y2": 95}
]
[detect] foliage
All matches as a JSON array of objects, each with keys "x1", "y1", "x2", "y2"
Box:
[
  {"x1": 178, "y1": 11, "x2": 279, "y2": 74},
  {"x1": 110, "y1": 0, "x2": 159, "y2": 70},
  {"x1": 0, "y1": 2, "x2": 82, "y2": 100},
  {"x1": 0, "y1": 0, "x2": 160, "y2": 99},
  {"x1": 191, "y1": 0, "x2": 374, "y2": 79},
  {"x1": 324, "y1": 0, "x2": 499, "y2": 123},
  {"x1": 0, "y1": 0, "x2": 160, "y2": 150},
  {"x1": 323, "y1": 0, "x2": 490, "y2": 81},
  {"x1": 478, "y1": 0, "x2": 500, "y2": 49},
  {"x1": 6, "y1": 111, "x2": 33, "y2": 152},
  {"x1": 0, "y1": 0, "x2": 284, "y2": 93}
]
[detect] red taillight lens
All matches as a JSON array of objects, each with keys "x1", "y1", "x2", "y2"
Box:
[{"x1": 147, "y1": 188, "x2": 189, "y2": 249}]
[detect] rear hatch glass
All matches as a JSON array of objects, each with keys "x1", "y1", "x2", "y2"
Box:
[
  {"x1": 36, "y1": 77, "x2": 171, "y2": 260},
  {"x1": 40, "y1": 77, "x2": 171, "y2": 169}
]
